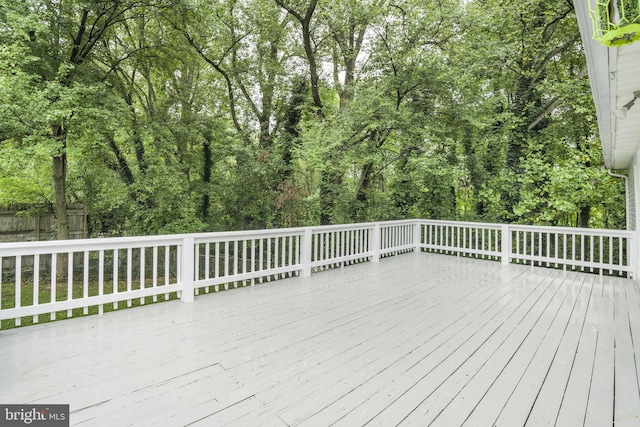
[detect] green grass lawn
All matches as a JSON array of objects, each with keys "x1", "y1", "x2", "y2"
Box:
[
  {"x1": 0, "y1": 276, "x2": 181, "y2": 330},
  {"x1": 0, "y1": 273, "x2": 274, "y2": 330}
]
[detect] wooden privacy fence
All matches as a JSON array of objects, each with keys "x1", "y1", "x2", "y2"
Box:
[
  {"x1": 0, "y1": 204, "x2": 87, "y2": 243},
  {"x1": 0, "y1": 204, "x2": 88, "y2": 273},
  {"x1": 0, "y1": 219, "x2": 635, "y2": 328}
]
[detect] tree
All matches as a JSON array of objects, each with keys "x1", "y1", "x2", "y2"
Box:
[
  {"x1": 461, "y1": 0, "x2": 584, "y2": 221},
  {"x1": 275, "y1": 0, "x2": 323, "y2": 115},
  {"x1": 0, "y1": 0, "x2": 167, "y2": 238},
  {"x1": 0, "y1": 0, "x2": 627, "y2": 237}
]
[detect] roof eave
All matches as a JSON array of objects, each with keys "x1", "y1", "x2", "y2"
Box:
[{"x1": 573, "y1": 1, "x2": 618, "y2": 169}]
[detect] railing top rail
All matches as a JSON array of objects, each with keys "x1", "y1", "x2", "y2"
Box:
[
  {"x1": 506, "y1": 223, "x2": 634, "y2": 237},
  {"x1": 192, "y1": 227, "x2": 304, "y2": 243},
  {"x1": 418, "y1": 219, "x2": 503, "y2": 230},
  {"x1": 0, "y1": 234, "x2": 185, "y2": 256},
  {"x1": 193, "y1": 219, "x2": 417, "y2": 240},
  {"x1": 309, "y1": 219, "x2": 416, "y2": 233},
  {"x1": 0, "y1": 218, "x2": 633, "y2": 257},
  {"x1": 418, "y1": 219, "x2": 633, "y2": 238},
  {"x1": 0, "y1": 222, "x2": 384, "y2": 256}
]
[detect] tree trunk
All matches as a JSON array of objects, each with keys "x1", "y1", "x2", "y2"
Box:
[
  {"x1": 52, "y1": 126, "x2": 69, "y2": 241},
  {"x1": 579, "y1": 205, "x2": 591, "y2": 228},
  {"x1": 334, "y1": 24, "x2": 365, "y2": 110},
  {"x1": 301, "y1": 16, "x2": 322, "y2": 115},
  {"x1": 52, "y1": 125, "x2": 69, "y2": 280},
  {"x1": 319, "y1": 155, "x2": 342, "y2": 225},
  {"x1": 275, "y1": 0, "x2": 322, "y2": 116},
  {"x1": 202, "y1": 137, "x2": 213, "y2": 220},
  {"x1": 351, "y1": 162, "x2": 374, "y2": 221},
  {"x1": 52, "y1": 155, "x2": 68, "y2": 240}
]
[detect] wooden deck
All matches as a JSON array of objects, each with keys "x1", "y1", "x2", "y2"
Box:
[{"x1": 1, "y1": 253, "x2": 640, "y2": 426}]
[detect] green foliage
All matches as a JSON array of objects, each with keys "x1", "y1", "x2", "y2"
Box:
[
  {"x1": 0, "y1": 0, "x2": 627, "y2": 237},
  {"x1": 0, "y1": 143, "x2": 52, "y2": 205},
  {"x1": 209, "y1": 145, "x2": 279, "y2": 230}
]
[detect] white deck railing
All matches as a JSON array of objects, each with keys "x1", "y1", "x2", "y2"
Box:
[
  {"x1": 419, "y1": 220, "x2": 635, "y2": 276},
  {"x1": 0, "y1": 220, "x2": 635, "y2": 328}
]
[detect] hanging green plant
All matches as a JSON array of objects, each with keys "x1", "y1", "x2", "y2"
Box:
[{"x1": 592, "y1": 0, "x2": 640, "y2": 46}]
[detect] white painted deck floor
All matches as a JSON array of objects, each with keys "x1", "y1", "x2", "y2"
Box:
[{"x1": 2, "y1": 253, "x2": 640, "y2": 426}]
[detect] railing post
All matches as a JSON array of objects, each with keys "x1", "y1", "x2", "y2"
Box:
[
  {"x1": 501, "y1": 225, "x2": 511, "y2": 265},
  {"x1": 413, "y1": 221, "x2": 422, "y2": 254},
  {"x1": 301, "y1": 227, "x2": 313, "y2": 278},
  {"x1": 372, "y1": 223, "x2": 381, "y2": 263},
  {"x1": 181, "y1": 236, "x2": 195, "y2": 302}
]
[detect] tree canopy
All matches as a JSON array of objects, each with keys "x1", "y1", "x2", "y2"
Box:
[{"x1": 0, "y1": 0, "x2": 626, "y2": 237}]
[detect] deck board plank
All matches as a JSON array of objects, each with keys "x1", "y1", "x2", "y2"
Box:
[
  {"x1": 421, "y1": 270, "x2": 577, "y2": 427},
  {"x1": 256, "y1": 269, "x2": 514, "y2": 424},
  {"x1": 312, "y1": 268, "x2": 550, "y2": 427},
  {"x1": 554, "y1": 275, "x2": 601, "y2": 427},
  {"x1": 613, "y1": 272, "x2": 640, "y2": 426},
  {"x1": 289, "y1": 270, "x2": 520, "y2": 426},
  {"x1": 456, "y1": 273, "x2": 588, "y2": 427},
  {"x1": 484, "y1": 273, "x2": 589, "y2": 427},
  {"x1": 285, "y1": 300, "x2": 501, "y2": 425},
  {"x1": 584, "y1": 276, "x2": 615, "y2": 427},
  {"x1": 625, "y1": 280, "x2": 640, "y2": 395},
  {"x1": 1, "y1": 253, "x2": 638, "y2": 426},
  {"x1": 523, "y1": 272, "x2": 602, "y2": 426}
]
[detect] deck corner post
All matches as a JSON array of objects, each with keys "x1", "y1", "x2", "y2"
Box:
[
  {"x1": 301, "y1": 227, "x2": 313, "y2": 278},
  {"x1": 181, "y1": 235, "x2": 195, "y2": 302},
  {"x1": 372, "y1": 223, "x2": 381, "y2": 263},
  {"x1": 501, "y1": 225, "x2": 511, "y2": 265},
  {"x1": 413, "y1": 220, "x2": 422, "y2": 254}
]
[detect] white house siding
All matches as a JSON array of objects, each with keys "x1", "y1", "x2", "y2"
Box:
[
  {"x1": 629, "y1": 148, "x2": 640, "y2": 278},
  {"x1": 628, "y1": 154, "x2": 637, "y2": 232}
]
